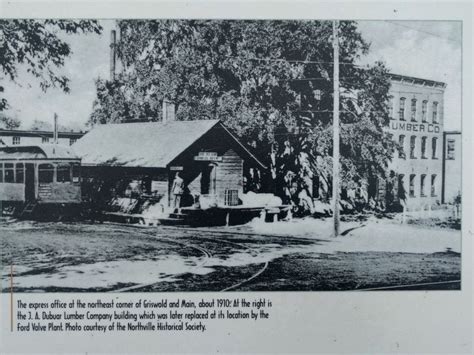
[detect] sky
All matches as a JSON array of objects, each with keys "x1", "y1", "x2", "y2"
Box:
[{"x1": 2, "y1": 20, "x2": 462, "y2": 131}]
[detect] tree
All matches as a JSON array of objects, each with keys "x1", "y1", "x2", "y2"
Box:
[
  {"x1": 0, "y1": 19, "x2": 102, "y2": 111},
  {"x1": 0, "y1": 113, "x2": 21, "y2": 129},
  {"x1": 90, "y1": 20, "x2": 397, "y2": 208}
]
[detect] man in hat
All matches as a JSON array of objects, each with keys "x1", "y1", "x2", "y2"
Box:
[{"x1": 172, "y1": 172, "x2": 184, "y2": 212}]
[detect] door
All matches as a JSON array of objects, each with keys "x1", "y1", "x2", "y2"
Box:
[
  {"x1": 200, "y1": 164, "x2": 216, "y2": 195},
  {"x1": 25, "y1": 163, "x2": 35, "y2": 201}
]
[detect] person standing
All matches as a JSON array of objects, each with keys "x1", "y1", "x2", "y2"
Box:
[{"x1": 172, "y1": 172, "x2": 184, "y2": 212}]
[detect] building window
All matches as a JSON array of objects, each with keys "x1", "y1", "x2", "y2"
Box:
[
  {"x1": 432, "y1": 101, "x2": 438, "y2": 123},
  {"x1": 42, "y1": 137, "x2": 50, "y2": 143},
  {"x1": 399, "y1": 97, "x2": 406, "y2": 121},
  {"x1": 69, "y1": 138, "x2": 77, "y2": 146},
  {"x1": 447, "y1": 139, "x2": 455, "y2": 160},
  {"x1": 411, "y1": 98, "x2": 417, "y2": 121},
  {"x1": 15, "y1": 163, "x2": 24, "y2": 183},
  {"x1": 388, "y1": 96, "x2": 394, "y2": 119},
  {"x1": 38, "y1": 164, "x2": 54, "y2": 183},
  {"x1": 398, "y1": 135, "x2": 405, "y2": 158},
  {"x1": 224, "y1": 189, "x2": 239, "y2": 206},
  {"x1": 12, "y1": 136, "x2": 20, "y2": 145},
  {"x1": 397, "y1": 174, "x2": 406, "y2": 200},
  {"x1": 431, "y1": 174, "x2": 437, "y2": 197},
  {"x1": 409, "y1": 174, "x2": 416, "y2": 197},
  {"x1": 422, "y1": 100, "x2": 428, "y2": 122},
  {"x1": 420, "y1": 174, "x2": 426, "y2": 197},
  {"x1": 432, "y1": 137, "x2": 438, "y2": 159},
  {"x1": 0, "y1": 163, "x2": 3, "y2": 183},
  {"x1": 421, "y1": 136, "x2": 427, "y2": 158},
  {"x1": 4, "y1": 163, "x2": 14, "y2": 183},
  {"x1": 410, "y1": 135, "x2": 416, "y2": 159}
]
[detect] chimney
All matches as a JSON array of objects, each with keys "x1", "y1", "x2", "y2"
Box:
[
  {"x1": 110, "y1": 29, "x2": 116, "y2": 81},
  {"x1": 162, "y1": 99, "x2": 176, "y2": 122}
]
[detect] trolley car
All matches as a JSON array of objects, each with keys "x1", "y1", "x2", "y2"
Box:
[{"x1": 0, "y1": 144, "x2": 81, "y2": 218}]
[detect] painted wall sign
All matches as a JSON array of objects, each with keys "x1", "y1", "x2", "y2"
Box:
[
  {"x1": 194, "y1": 152, "x2": 222, "y2": 161},
  {"x1": 390, "y1": 121, "x2": 440, "y2": 133}
]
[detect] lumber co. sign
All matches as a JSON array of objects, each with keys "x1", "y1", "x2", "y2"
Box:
[{"x1": 390, "y1": 121, "x2": 440, "y2": 133}]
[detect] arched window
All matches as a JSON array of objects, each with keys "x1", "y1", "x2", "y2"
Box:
[
  {"x1": 409, "y1": 174, "x2": 416, "y2": 197},
  {"x1": 397, "y1": 174, "x2": 406, "y2": 200},
  {"x1": 388, "y1": 96, "x2": 394, "y2": 119},
  {"x1": 431, "y1": 174, "x2": 437, "y2": 197},
  {"x1": 432, "y1": 137, "x2": 438, "y2": 159},
  {"x1": 422, "y1": 100, "x2": 428, "y2": 122},
  {"x1": 432, "y1": 101, "x2": 438, "y2": 123},
  {"x1": 410, "y1": 135, "x2": 416, "y2": 159},
  {"x1": 411, "y1": 98, "x2": 417, "y2": 121},
  {"x1": 398, "y1": 135, "x2": 405, "y2": 158},
  {"x1": 399, "y1": 97, "x2": 406, "y2": 121},
  {"x1": 421, "y1": 136, "x2": 427, "y2": 158},
  {"x1": 420, "y1": 174, "x2": 426, "y2": 197},
  {"x1": 38, "y1": 164, "x2": 54, "y2": 183}
]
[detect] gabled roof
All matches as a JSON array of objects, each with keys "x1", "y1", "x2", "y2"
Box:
[
  {"x1": 0, "y1": 144, "x2": 79, "y2": 160},
  {"x1": 74, "y1": 120, "x2": 265, "y2": 169}
]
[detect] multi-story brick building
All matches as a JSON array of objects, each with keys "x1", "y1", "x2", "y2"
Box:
[{"x1": 385, "y1": 73, "x2": 446, "y2": 210}]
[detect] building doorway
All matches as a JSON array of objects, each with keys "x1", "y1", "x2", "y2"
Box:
[
  {"x1": 25, "y1": 163, "x2": 35, "y2": 201},
  {"x1": 200, "y1": 164, "x2": 216, "y2": 196}
]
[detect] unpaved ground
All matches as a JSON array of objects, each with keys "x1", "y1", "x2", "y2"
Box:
[{"x1": 0, "y1": 218, "x2": 461, "y2": 292}]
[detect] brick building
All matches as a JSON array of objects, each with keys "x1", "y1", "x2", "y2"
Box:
[{"x1": 384, "y1": 73, "x2": 446, "y2": 210}]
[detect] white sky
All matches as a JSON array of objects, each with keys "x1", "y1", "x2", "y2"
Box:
[{"x1": 2, "y1": 20, "x2": 462, "y2": 131}]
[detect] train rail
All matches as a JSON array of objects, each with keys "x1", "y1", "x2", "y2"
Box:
[
  {"x1": 108, "y1": 225, "x2": 269, "y2": 292},
  {"x1": 109, "y1": 227, "x2": 213, "y2": 292}
]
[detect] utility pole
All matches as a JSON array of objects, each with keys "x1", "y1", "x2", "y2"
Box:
[
  {"x1": 53, "y1": 113, "x2": 58, "y2": 144},
  {"x1": 332, "y1": 20, "x2": 340, "y2": 237}
]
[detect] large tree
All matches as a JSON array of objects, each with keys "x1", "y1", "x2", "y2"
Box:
[
  {"x1": 0, "y1": 19, "x2": 102, "y2": 111},
  {"x1": 90, "y1": 20, "x2": 396, "y2": 206}
]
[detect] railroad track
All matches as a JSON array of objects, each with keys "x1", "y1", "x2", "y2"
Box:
[
  {"x1": 109, "y1": 227, "x2": 213, "y2": 292},
  {"x1": 107, "y1": 225, "x2": 268, "y2": 292}
]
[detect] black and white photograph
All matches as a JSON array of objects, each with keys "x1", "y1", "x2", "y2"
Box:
[{"x1": 0, "y1": 18, "x2": 463, "y2": 293}]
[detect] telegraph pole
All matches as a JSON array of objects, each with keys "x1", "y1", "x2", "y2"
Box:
[{"x1": 332, "y1": 20, "x2": 340, "y2": 237}]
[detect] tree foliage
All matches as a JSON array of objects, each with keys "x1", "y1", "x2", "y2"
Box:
[
  {"x1": 90, "y1": 20, "x2": 397, "y2": 204},
  {"x1": 0, "y1": 19, "x2": 102, "y2": 111},
  {"x1": 0, "y1": 112, "x2": 21, "y2": 129}
]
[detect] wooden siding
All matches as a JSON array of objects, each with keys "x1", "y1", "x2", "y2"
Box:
[{"x1": 215, "y1": 149, "x2": 243, "y2": 206}]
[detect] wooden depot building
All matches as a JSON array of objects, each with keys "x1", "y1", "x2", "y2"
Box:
[{"x1": 73, "y1": 119, "x2": 266, "y2": 212}]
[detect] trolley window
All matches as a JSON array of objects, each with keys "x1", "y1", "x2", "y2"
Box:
[
  {"x1": 15, "y1": 163, "x2": 24, "y2": 183},
  {"x1": 4, "y1": 163, "x2": 14, "y2": 183},
  {"x1": 38, "y1": 164, "x2": 54, "y2": 183},
  {"x1": 72, "y1": 164, "x2": 80, "y2": 183},
  {"x1": 57, "y1": 164, "x2": 71, "y2": 183}
]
